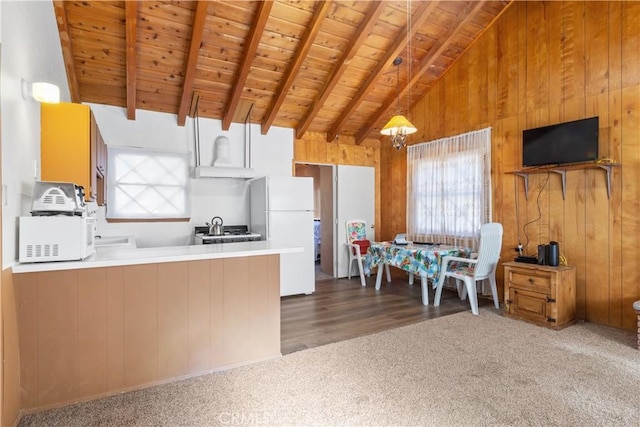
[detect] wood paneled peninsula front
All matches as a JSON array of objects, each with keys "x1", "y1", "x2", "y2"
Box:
[{"x1": 11, "y1": 241, "x2": 299, "y2": 412}]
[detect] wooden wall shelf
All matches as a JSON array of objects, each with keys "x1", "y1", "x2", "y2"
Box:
[{"x1": 507, "y1": 162, "x2": 620, "y2": 200}]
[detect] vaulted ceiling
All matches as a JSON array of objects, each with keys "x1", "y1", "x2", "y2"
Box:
[{"x1": 53, "y1": 0, "x2": 511, "y2": 144}]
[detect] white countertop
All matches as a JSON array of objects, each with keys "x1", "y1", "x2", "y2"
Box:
[{"x1": 12, "y1": 240, "x2": 302, "y2": 273}]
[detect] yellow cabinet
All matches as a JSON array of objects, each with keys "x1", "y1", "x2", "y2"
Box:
[{"x1": 41, "y1": 102, "x2": 104, "y2": 203}]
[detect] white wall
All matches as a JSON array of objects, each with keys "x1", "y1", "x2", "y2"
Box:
[
  {"x1": 1, "y1": 1, "x2": 70, "y2": 268},
  {"x1": 90, "y1": 104, "x2": 294, "y2": 248},
  {"x1": 0, "y1": 1, "x2": 295, "y2": 263}
]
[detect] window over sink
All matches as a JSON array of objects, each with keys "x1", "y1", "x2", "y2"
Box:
[{"x1": 106, "y1": 147, "x2": 190, "y2": 220}]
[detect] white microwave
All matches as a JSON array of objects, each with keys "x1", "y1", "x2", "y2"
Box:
[{"x1": 19, "y1": 216, "x2": 96, "y2": 263}]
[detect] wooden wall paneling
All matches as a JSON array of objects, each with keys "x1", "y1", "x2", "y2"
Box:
[
  {"x1": 516, "y1": 2, "x2": 527, "y2": 116},
  {"x1": 538, "y1": 3, "x2": 551, "y2": 112},
  {"x1": 2, "y1": 270, "x2": 20, "y2": 427},
  {"x1": 562, "y1": 1, "x2": 586, "y2": 104},
  {"x1": 157, "y1": 262, "x2": 189, "y2": 379},
  {"x1": 608, "y1": 16, "x2": 624, "y2": 326},
  {"x1": 584, "y1": 164, "x2": 610, "y2": 324},
  {"x1": 187, "y1": 260, "x2": 211, "y2": 373},
  {"x1": 379, "y1": 148, "x2": 391, "y2": 240},
  {"x1": 248, "y1": 255, "x2": 280, "y2": 358},
  {"x1": 293, "y1": 138, "x2": 307, "y2": 161},
  {"x1": 266, "y1": 255, "x2": 280, "y2": 354},
  {"x1": 106, "y1": 267, "x2": 125, "y2": 392},
  {"x1": 443, "y1": 71, "x2": 455, "y2": 134},
  {"x1": 222, "y1": 257, "x2": 252, "y2": 365},
  {"x1": 498, "y1": 117, "x2": 519, "y2": 255},
  {"x1": 620, "y1": 85, "x2": 640, "y2": 330},
  {"x1": 621, "y1": 2, "x2": 640, "y2": 89},
  {"x1": 209, "y1": 259, "x2": 225, "y2": 367},
  {"x1": 524, "y1": 1, "x2": 540, "y2": 112},
  {"x1": 547, "y1": 1, "x2": 564, "y2": 109},
  {"x1": 620, "y1": 2, "x2": 640, "y2": 330},
  {"x1": 486, "y1": 26, "x2": 498, "y2": 129},
  {"x1": 467, "y1": 39, "x2": 482, "y2": 128},
  {"x1": 585, "y1": 2, "x2": 610, "y2": 98},
  {"x1": 547, "y1": 105, "x2": 564, "y2": 249},
  {"x1": 585, "y1": 93, "x2": 613, "y2": 325},
  {"x1": 495, "y1": 4, "x2": 517, "y2": 120},
  {"x1": 123, "y1": 264, "x2": 158, "y2": 388},
  {"x1": 37, "y1": 270, "x2": 79, "y2": 406},
  {"x1": 453, "y1": 57, "x2": 470, "y2": 134},
  {"x1": 15, "y1": 273, "x2": 38, "y2": 409},
  {"x1": 492, "y1": 119, "x2": 506, "y2": 290},
  {"x1": 608, "y1": 2, "x2": 623, "y2": 93},
  {"x1": 604, "y1": 3, "x2": 624, "y2": 324},
  {"x1": 77, "y1": 268, "x2": 108, "y2": 398}
]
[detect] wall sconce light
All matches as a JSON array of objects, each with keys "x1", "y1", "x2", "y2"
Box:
[{"x1": 21, "y1": 79, "x2": 60, "y2": 104}]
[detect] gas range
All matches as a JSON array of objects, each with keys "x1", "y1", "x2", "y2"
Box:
[{"x1": 194, "y1": 225, "x2": 262, "y2": 245}]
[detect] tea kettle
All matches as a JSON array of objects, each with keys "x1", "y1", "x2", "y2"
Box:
[{"x1": 207, "y1": 216, "x2": 224, "y2": 236}]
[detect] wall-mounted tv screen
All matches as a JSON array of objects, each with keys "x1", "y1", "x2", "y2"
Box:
[{"x1": 522, "y1": 117, "x2": 599, "y2": 167}]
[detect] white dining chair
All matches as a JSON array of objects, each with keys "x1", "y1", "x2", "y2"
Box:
[{"x1": 433, "y1": 222, "x2": 503, "y2": 315}]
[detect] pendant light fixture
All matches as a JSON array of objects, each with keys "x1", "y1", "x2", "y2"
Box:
[
  {"x1": 381, "y1": 1, "x2": 417, "y2": 150},
  {"x1": 380, "y1": 57, "x2": 416, "y2": 149}
]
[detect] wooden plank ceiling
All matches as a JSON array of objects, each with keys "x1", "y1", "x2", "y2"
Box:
[{"x1": 53, "y1": 0, "x2": 511, "y2": 144}]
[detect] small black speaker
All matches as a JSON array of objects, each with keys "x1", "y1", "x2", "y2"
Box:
[
  {"x1": 548, "y1": 241, "x2": 559, "y2": 266},
  {"x1": 537, "y1": 244, "x2": 546, "y2": 265}
]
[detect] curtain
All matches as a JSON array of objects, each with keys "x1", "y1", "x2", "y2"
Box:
[{"x1": 407, "y1": 127, "x2": 492, "y2": 252}]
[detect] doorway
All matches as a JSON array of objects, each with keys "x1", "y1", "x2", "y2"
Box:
[
  {"x1": 294, "y1": 163, "x2": 375, "y2": 280},
  {"x1": 294, "y1": 163, "x2": 333, "y2": 278}
]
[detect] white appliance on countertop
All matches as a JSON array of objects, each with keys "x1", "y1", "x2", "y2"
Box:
[
  {"x1": 250, "y1": 176, "x2": 315, "y2": 297},
  {"x1": 19, "y1": 181, "x2": 96, "y2": 263},
  {"x1": 19, "y1": 216, "x2": 96, "y2": 263}
]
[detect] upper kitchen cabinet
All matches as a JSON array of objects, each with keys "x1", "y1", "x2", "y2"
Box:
[{"x1": 41, "y1": 102, "x2": 105, "y2": 204}]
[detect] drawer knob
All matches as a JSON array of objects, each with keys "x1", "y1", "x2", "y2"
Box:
[{"x1": 528, "y1": 278, "x2": 535, "y2": 283}]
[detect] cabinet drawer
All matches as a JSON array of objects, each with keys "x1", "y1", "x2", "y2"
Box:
[{"x1": 508, "y1": 270, "x2": 551, "y2": 293}]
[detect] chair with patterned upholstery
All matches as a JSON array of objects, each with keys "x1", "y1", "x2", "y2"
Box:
[
  {"x1": 433, "y1": 222, "x2": 503, "y2": 315},
  {"x1": 345, "y1": 219, "x2": 370, "y2": 287}
]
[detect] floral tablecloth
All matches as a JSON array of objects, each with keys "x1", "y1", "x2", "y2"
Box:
[{"x1": 363, "y1": 242, "x2": 469, "y2": 284}]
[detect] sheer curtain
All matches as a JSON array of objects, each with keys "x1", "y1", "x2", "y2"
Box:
[{"x1": 407, "y1": 127, "x2": 492, "y2": 251}]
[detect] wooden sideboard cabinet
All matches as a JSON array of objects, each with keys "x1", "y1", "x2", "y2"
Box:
[{"x1": 503, "y1": 261, "x2": 576, "y2": 330}]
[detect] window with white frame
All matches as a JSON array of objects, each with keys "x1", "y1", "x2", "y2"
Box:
[
  {"x1": 407, "y1": 127, "x2": 491, "y2": 250},
  {"x1": 106, "y1": 147, "x2": 190, "y2": 220}
]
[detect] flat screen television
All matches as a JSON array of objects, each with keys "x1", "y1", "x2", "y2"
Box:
[{"x1": 522, "y1": 116, "x2": 599, "y2": 167}]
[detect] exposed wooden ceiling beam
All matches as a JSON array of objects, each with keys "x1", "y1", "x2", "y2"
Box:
[
  {"x1": 222, "y1": 0, "x2": 274, "y2": 130},
  {"x1": 125, "y1": 1, "x2": 138, "y2": 120},
  {"x1": 52, "y1": 1, "x2": 80, "y2": 103},
  {"x1": 295, "y1": 1, "x2": 386, "y2": 140},
  {"x1": 261, "y1": 1, "x2": 333, "y2": 135},
  {"x1": 177, "y1": 1, "x2": 209, "y2": 127},
  {"x1": 356, "y1": 1, "x2": 487, "y2": 145},
  {"x1": 326, "y1": 1, "x2": 437, "y2": 142}
]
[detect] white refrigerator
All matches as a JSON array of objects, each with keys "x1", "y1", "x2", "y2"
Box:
[{"x1": 250, "y1": 176, "x2": 315, "y2": 296}]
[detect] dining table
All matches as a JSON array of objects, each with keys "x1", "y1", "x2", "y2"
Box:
[{"x1": 363, "y1": 241, "x2": 469, "y2": 306}]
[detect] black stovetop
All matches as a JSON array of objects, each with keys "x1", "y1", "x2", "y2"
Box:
[{"x1": 194, "y1": 225, "x2": 254, "y2": 236}]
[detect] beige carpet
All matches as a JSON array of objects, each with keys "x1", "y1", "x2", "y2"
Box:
[{"x1": 19, "y1": 309, "x2": 640, "y2": 426}]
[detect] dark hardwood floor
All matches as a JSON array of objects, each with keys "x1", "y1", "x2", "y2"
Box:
[{"x1": 281, "y1": 271, "x2": 493, "y2": 355}]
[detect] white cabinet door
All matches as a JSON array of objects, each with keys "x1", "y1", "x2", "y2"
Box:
[{"x1": 335, "y1": 165, "x2": 375, "y2": 278}]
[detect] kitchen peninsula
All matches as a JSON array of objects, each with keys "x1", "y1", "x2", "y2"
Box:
[{"x1": 12, "y1": 241, "x2": 300, "y2": 412}]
